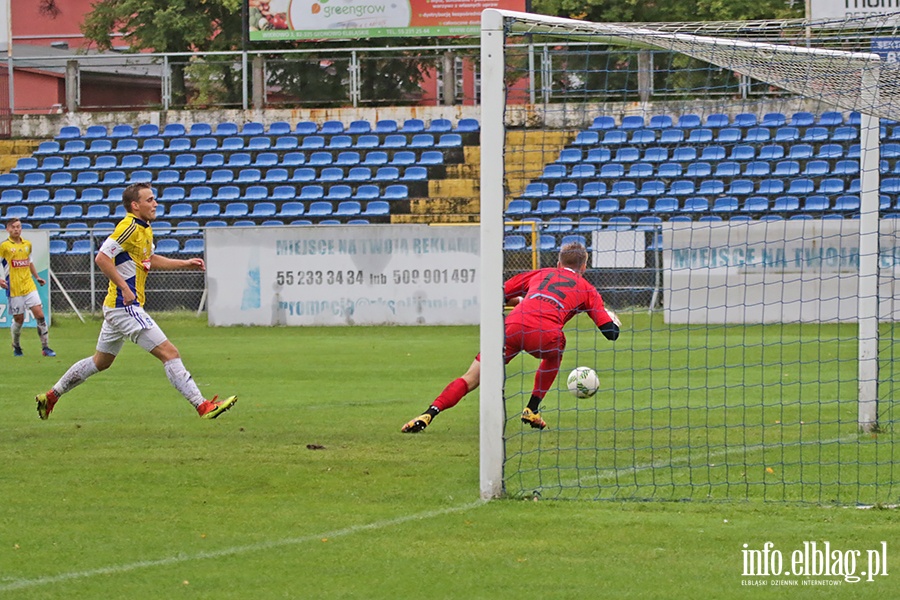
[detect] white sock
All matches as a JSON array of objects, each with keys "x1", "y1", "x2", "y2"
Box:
[
  {"x1": 164, "y1": 358, "x2": 204, "y2": 407},
  {"x1": 53, "y1": 356, "x2": 100, "y2": 397},
  {"x1": 11, "y1": 320, "x2": 22, "y2": 347},
  {"x1": 36, "y1": 318, "x2": 49, "y2": 347}
]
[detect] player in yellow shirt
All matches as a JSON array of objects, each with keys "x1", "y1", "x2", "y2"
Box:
[
  {"x1": 0, "y1": 218, "x2": 55, "y2": 357},
  {"x1": 35, "y1": 182, "x2": 237, "y2": 420}
]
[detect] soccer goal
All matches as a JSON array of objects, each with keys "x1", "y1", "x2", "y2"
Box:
[{"x1": 480, "y1": 10, "x2": 900, "y2": 503}]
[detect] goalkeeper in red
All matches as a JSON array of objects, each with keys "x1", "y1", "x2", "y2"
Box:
[{"x1": 401, "y1": 241, "x2": 620, "y2": 433}]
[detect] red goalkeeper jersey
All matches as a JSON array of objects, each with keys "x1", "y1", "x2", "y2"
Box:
[{"x1": 504, "y1": 267, "x2": 612, "y2": 330}]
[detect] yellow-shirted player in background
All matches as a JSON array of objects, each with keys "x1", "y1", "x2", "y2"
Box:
[
  {"x1": 0, "y1": 217, "x2": 55, "y2": 357},
  {"x1": 35, "y1": 182, "x2": 237, "y2": 420}
]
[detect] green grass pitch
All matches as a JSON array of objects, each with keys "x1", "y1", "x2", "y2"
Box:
[{"x1": 1, "y1": 314, "x2": 896, "y2": 598}]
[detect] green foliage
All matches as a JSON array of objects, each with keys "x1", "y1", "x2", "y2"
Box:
[{"x1": 532, "y1": 0, "x2": 803, "y2": 22}]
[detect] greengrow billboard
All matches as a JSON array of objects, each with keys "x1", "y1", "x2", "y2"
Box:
[{"x1": 248, "y1": 0, "x2": 526, "y2": 40}]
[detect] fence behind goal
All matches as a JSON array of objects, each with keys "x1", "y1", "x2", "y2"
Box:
[{"x1": 481, "y1": 10, "x2": 899, "y2": 504}]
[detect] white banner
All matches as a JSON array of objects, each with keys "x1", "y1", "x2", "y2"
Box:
[
  {"x1": 810, "y1": 0, "x2": 900, "y2": 21},
  {"x1": 206, "y1": 225, "x2": 480, "y2": 326},
  {"x1": 662, "y1": 220, "x2": 900, "y2": 324},
  {"x1": 590, "y1": 230, "x2": 645, "y2": 268}
]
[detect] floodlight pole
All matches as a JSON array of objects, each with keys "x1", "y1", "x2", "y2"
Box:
[{"x1": 479, "y1": 9, "x2": 506, "y2": 500}]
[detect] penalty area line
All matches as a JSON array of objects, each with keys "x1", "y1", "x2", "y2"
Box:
[{"x1": 0, "y1": 500, "x2": 486, "y2": 592}]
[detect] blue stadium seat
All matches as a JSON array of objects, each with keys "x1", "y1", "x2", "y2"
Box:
[
  {"x1": 733, "y1": 113, "x2": 757, "y2": 128},
  {"x1": 636, "y1": 181, "x2": 664, "y2": 197},
  {"x1": 621, "y1": 197, "x2": 650, "y2": 214},
  {"x1": 154, "y1": 238, "x2": 181, "y2": 254},
  {"x1": 382, "y1": 134, "x2": 408, "y2": 149},
  {"x1": 681, "y1": 197, "x2": 709, "y2": 212},
  {"x1": 289, "y1": 168, "x2": 316, "y2": 183},
  {"x1": 346, "y1": 167, "x2": 372, "y2": 182},
  {"x1": 817, "y1": 111, "x2": 844, "y2": 126},
  {"x1": 325, "y1": 185, "x2": 353, "y2": 201},
  {"x1": 653, "y1": 197, "x2": 679, "y2": 213},
  {"x1": 772, "y1": 196, "x2": 800, "y2": 212},
  {"x1": 300, "y1": 136, "x2": 325, "y2": 150},
  {"x1": 669, "y1": 180, "x2": 695, "y2": 196},
  {"x1": 505, "y1": 199, "x2": 532, "y2": 216},
  {"x1": 427, "y1": 118, "x2": 453, "y2": 133},
  {"x1": 743, "y1": 161, "x2": 770, "y2": 177},
  {"x1": 307, "y1": 201, "x2": 333, "y2": 217},
  {"x1": 382, "y1": 184, "x2": 409, "y2": 201},
  {"x1": 832, "y1": 160, "x2": 859, "y2": 176},
  {"x1": 344, "y1": 120, "x2": 371, "y2": 135},
  {"x1": 728, "y1": 145, "x2": 755, "y2": 161},
  {"x1": 372, "y1": 167, "x2": 399, "y2": 182},
  {"x1": 654, "y1": 163, "x2": 680, "y2": 179},
  {"x1": 361, "y1": 200, "x2": 390, "y2": 217},
  {"x1": 61, "y1": 140, "x2": 87, "y2": 154},
  {"x1": 801, "y1": 127, "x2": 829, "y2": 142},
  {"x1": 250, "y1": 202, "x2": 277, "y2": 218},
  {"x1": 612, "y1": 147, "x2": 640, "y2": 163},
  {"x1": 715, "y1": 127, "x2": 741, "y2": 143},
  {"x1": 85, "y1": 204, "x2": 110, "y2": 220},
  {"x1": 600, "y1": 130, "x2": 628, "y2": 145},
  {"x1": 182, "y1": 239, "x2": 205, "y2": 254},
  {"x1": 334, "y1": 152, "x2": 360, "y2": 167},
  {"x1": 213, "y1": 186, "x2": 241, "y2": 202},
  {"x1": 295, "y1": 121, "x2": 318, "y2": 135},
  {"x1": 544, "y1": 217, "x2": 573, "y2": 233},
  {"x1": 299, "y1": 185, "x2": 325, "y2": 201},
  {"x1": 270, "y1": 186, "x2": 296, "y2": 202},
  {"x1": 184, "y1": 186, "x2": 212, "y2": 202},
  {"x1": 320, "y1": 121, "x2": 345, "y2": 135},
  {"x1": 57, "y1": 126, "x2": 81, "y2": 140},
  {"x1": 56, "y1": 204, "x2": 83, "y2": 221},
  {"x1": 327, "y1": 135, "x2": 353, "y2": 150},
  {"x1": 711, "y1": 196, "x2": 739, "y2": 213},
  {"x1": 761, "y1": 112, "x2": 786, "y2": 128},
  {"x1": 456, "y1": 119, "x2": 479, "y2": 132},
  {"x1": 503, "y1": 234, "x2": 528, "y2": 251},
  {"x1": 710, "y1": 162, "x2": 738, "y2": 178},
  {"x1": 685, "y1": 127, "x2": 713, "y2": 144},
  {"x1": 790, "y1": 112, "x2": 815, "y2": 127},
  {"x1": 243, "y1": 186, "x2": 269, "y2": 202},
  {"x1": 699, "y1": 146, "x2": 726, "y2": 161},
  {"x1": 587, "y1": 116, "x2": 614, "y2": 131},
  {"x1": 273, "y1": 136, "x2": 299, "y2": 151},
  {"x1": 33, "y1": 141, "x2": 60, "y2": 156},
  {"x1": 236, "y1": 168, "x2": 262, "y2": 184},
  {"x1": 194, "y1": 202, "x2": 220, "y2": 218},
  {"x1": 643, "y1": 147, "x2": 668, "y2": 163},
  {"x1": 582, "y1": 148, "x2": 610, "y2": 163},
  {"x1": 831, "y1": 126, "x2": 857, "y2": 142},
  {"x1": 685, "y1": 162, "x2": 712, "y2": 178},
  {"x1": 705, "y1": 114, "x2": 730, "y2": 128},
  {"x1": 353, "y1": 185, "x2": 381, "y2": 201},
  {"x1": 12, "y1": 157, "x2": 37, "y2": 172},
  {"x1": 334, "y1": 201, "x2": 362, "y2": 217},
  {"x1": 608, "y1": 182, "x2": 636, "y2": 197},
  {"x1": 631, "y1": 129, "x2": 656, "y2": 144},
  {"x1": 572, "y1": 131, "x2": 600, "y2": 146},
  {"x1": 740, "y1": 196, "x2": 768, "y2": 212},
  {"x1": 197, "y1": 152, "x2": 225, "y2": 169},
  {"x1": 277, "y1": 202, "x2": 305, "y2": 218},
  {"x1": 803, "y1": 196, "x2": 830, "y2": 211},
  {"x1": 744, "y1": 127, "x2": 770, "y2": 143},
  {"x1": 390, "y1": 151, "x2": 416, "y2": 166},
  {"x1": 402, "y1": 166, "x2": 427, "y2": 181},
  {"x1": 319, "y1": 167, "x2": 344, "y2": 182},
  {"x1": 635, "y1": 216, "x2": 663, "y2": 231},
  {"x1": 675, "y1": 114, "x2": 701, "y2": 129},
  {"x1": 773, "y1": 127, "x2": 800, "y2": 142},
  {"x1": 770, "y1": 160, "x2": 799, "y2": 177},
  {"x1": 409, "y1": 134, "x2": 435, "y2": 148},
  {"x1": 373, "y1": 120, "x2": 398, "y2": 134},
  {"x1": 626, "y1": 163, "x2": 653, "y2": 178},
  {"x1": 599, "y1": 164, "x2": 625, "y2": 179},
  {"x1": 67, "y1": 239, "x2": 92, "y2": 254},
  {"x1": 817, "y1": 178, "x2": 844, "y2": 195}
]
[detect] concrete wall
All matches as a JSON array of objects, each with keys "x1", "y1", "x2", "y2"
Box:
[{"x1": 10, "y1": 97, "x2": 838, "y2": 140}]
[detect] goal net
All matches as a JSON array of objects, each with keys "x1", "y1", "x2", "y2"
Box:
[{"x1": 480, "y1": 10, "x2": 899, "y2": 503}]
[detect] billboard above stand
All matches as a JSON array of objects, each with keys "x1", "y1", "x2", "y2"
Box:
[{"x1": 248, "y1": 0, "x2": 526, "y2": 40}]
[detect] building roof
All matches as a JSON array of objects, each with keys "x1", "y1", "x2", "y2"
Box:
[{"x1": 0, "y1": 43, "x2": 161, "y2": 80}]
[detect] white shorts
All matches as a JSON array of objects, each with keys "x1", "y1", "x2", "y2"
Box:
[
  {"x1": 97, "y1": 305, "x2": 168, "y2": 356},
  {"x1": 8, "y1": 290, "x2": 42, "y2": 316}
]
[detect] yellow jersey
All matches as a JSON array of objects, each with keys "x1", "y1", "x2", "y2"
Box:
[
  {"x1": 100, "y1": 215, "x2": 154, "y2": 308},
  {"x1": 0, "y1": 238, "x2": 37, "y2": 297}
]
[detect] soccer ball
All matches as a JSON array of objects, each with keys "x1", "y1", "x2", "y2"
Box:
[{"x1": 567, "y1": 367, "x2": 600, "y2": 398}]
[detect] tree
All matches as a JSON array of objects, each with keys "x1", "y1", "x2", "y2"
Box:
[{"x1": 81, "y1": 0, "x2": 243, "y2": 106}]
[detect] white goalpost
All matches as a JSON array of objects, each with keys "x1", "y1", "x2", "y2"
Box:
[{"x1": 480, "y1": 9, "x2": 897, "y2": 502}]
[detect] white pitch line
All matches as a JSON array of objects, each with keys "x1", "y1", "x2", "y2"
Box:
[{"x1": 0, "y1": 500, "x2": 486, "y2": 592}]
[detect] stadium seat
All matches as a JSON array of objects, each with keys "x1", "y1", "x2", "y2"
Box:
[
  {"x1": 685, "y1": 162, "x2": 712, "y2": 178},
  {"x1": 456, "y1": 118, "x2": 480, "y2": 132},
  {"x1": 299, "y1": 185, "x2": 325, "y2": 201},
  {"x1": 757, "y1": 179, "x2": 785, "y2": 196},
  {"x1": 503, "y1": 234, "x2": 528, "y2": 251},
  {"x1": 760, "y1": 112, "x2": 786, "y2": 128},
  {"x1": 361, "y1": 200, "x2": 390, "y2": 217},
  {"x1": 728, "y1": 145, "x2": 755, "y2": 161},
  {"x1": 626, "y1": 163, "x2": 653, "y2": 179},
  {"x1": 294, "y1": 121, "x2": 317, "y2": 136},
  {"x1": 409, "y1": 134, "x2": 435, "y2": 148},
  {"x1": 319, "y1": 167, "x2": 344, "y2": 182},
  {"x1": 772, "y1": 160, "x2": 800, "y2": 176},
  {"x1": 711, "y1": 196, "x2": 739, "y2": 213},
  {"x1": 182, "y1": 239, "x2": 205, "y2": 254},
  {"x1": 787, "y1": 144, "x2": 814, "y2": 160},
  {"x1": 803, "y1": 196, "x2": 830, "y2": 211},
  {"x1": 772, "y1": 196, "x2": 800, "y2": 212},
  {"x1": 631, "y1": 129, "x2": 656, "y2": 144},
  {"x1": 727, "y1": 180, "x2": 755, "y2": 196},
  {"x1": 186, "y1": 186, "x2": 213, "y2": 202},
  {"x1": 325, "y1": 185, "x2": 353, "y2": 201},
  {"x1": 675, "y1": 114, "x2": 701, "y2": 129},
  {"x1": 696, "y1": 146, "x2": 724, "y2": 162},
  {"x1": 773, "y1": 127, "x2": 800, "y2": 142},
  {"x1": 402, "y1": 166, "x2": 427, "y2": 181},
  {"x1": 193, "y1": 202, "x2": 220, "y2": 219},
  {"x1": 741, "y1": 196, "x2": 769, "y2": 212},
  {"x1": 609, "y1": 181, "x2": 637, "y2": 197},
  {"x1": 307, "y1": 201, "x2": 333, "y2": 217},
  {"x1": 271, "y1": 186, "x2": 296, "y2": 202},
  {"x1": 653, "y1": 197, "x2": 679, "y2": 213},
  {"x1": 352, "y1": 185, "x2": 380, "y2": 201},
  {"x1": 334, "y1": 201, "x2": 362, "y2": 217},
  {"x1": 382, "y1": 184, "x2": 409, "y2": 201},
  {"x1": 681, "y1": 197, "x2": 708, "y2": 212},
  {"x1": 635, "y1": 216, "x2": 663, "y2": 231},
  {"x1": 277, "y1": 202, "x2": 305, "y2": 218},
  {"x1": 280, "y1": 152, "x2": 305, "y2": 168},
  {"x1": 226, "y1": 153, "x2": 251, "y2": 168},
  {"x1": 373, "y1": 167, "x2": 400, "y2": 182},
  {"x1": 789, "y1": 112, "x2": 815, "y2": 127},
  {"x1": 817, "y1": 178, "x2": 844, "y2": 195},
  {"x1": 600, "y1": 130, "x2": 628, "y2": 145},
  {"x1": 599, "y1": 164, "x2": 625, "y2": 179},
  {"x1": 505, "y1": 199, "x2": 532, "y2": 216},
  {"x1": 655, "y1": 163, "x2": 682, "y2": 178},
  {"x1": 154, "y1": 238, "x2": 181, "y2": 254},
  {"x1": 832, "y1": 195, "x2": 860, "y2": 211},
  {"x1": 249, "y1": 202, "x2": 277, "y2": 218},
  {"x1": 801, "y1": 127, "x2": 829, "y2": 142}
]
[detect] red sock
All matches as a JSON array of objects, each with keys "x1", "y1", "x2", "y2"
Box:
[
  {"x1": 432, "y1": 378, "x2": 470, "y2": 412},
  {"x1": 533, "y1": 357, "x2": 561, "y2": 399}
]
